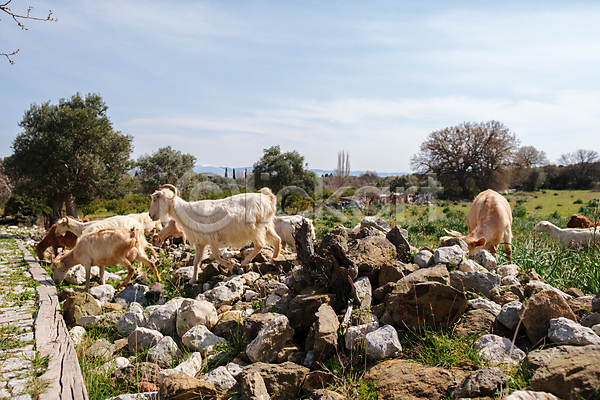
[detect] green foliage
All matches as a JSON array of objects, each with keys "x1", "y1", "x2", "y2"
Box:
[
  {"x1": 135, "y1": 146, "x2": 196, "y2": 194},
  {"x1": 82, "y1": 193, "x2": 151, "y2": 217},
  {"x1": 252, "y1": 145, "x2": 318, "y2": 198},
  {"x1": 574, "y1": 199, "x2": 583, "y2": 204},
  {"x1": 3, "y1": 93, "x2": 133, "y2": 221},
  {"x1": 3, "y1": 194, "x2": 52, "y2": 223}
]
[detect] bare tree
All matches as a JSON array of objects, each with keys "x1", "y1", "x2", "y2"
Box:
[
  {"x1": 332, "y1": 150, "x2": 351, "y2": 188},
  {"x1": 1, "y1": 0, "x2": 56, "y2": 64},
  {"x1": 411, "y1": 121, "x2": 518, "y2": 196},
  {"x1": 558, "y1": 149, "x2": 600, "y2": 189},
  {"x1": 514, "y1": 146, "x2": 548, "y2": 168}
]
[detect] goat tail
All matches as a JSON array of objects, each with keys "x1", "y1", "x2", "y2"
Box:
[{"x1": 259, "y1": 187, "x2": 277, "y2": 212}]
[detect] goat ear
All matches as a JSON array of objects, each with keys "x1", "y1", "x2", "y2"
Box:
[{"x1": 474, "y1": 238, "x2": 486, "y2": 247}]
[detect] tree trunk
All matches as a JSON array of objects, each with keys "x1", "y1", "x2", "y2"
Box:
[
  {"x1": 64, "y1": 192, "x2": 79, "y2": 218},
  {"x1": 51, "y1": 192, "x2": 78, "y2": 224}
]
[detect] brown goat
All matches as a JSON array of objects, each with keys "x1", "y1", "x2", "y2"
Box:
[
  {"x1": 150, "y1": 219, "x2": 187, "y2": 247},
  {"x1": 35, "y1": 218, "x2": 90, "y2": 261},
  {"x1": 566, "y1": 214, "x2": 597, "y2": 229}
]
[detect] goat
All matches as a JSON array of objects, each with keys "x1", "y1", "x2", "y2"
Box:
[
  {"x1": 55, "y1": 215, "x2": 157, "y2": 259},
  {"x1": 51, "y1": 227, "x2": 161, "y2": 291},
  {"x1": 274, "y1": 215, "x2": 315, "y2": 252},
  {"x1": 444, "y1": 189, "x2": 513, "y2": 259},
  {"x1": 566, "y1": 214, "x2": 597, "y2": 229},
  {"x1": 35, "y1": 218, "x2": 90, "y2": 261},
  {"x1": 534, "y1": 221, "x2": 600, "y2": 248},
  {"x1": 127, "y1": 212, "x2": 163, "y2": 234},
  {"x1": 150, "y1": 218, "x2": 187, "y2": 247},
  {"x1": 148, "y1": 184, "x2": 281, "y2": 282}
]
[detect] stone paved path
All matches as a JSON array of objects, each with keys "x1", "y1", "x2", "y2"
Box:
[{"x1": 0, "y1": 229, "x2": 38, "y2": 400}]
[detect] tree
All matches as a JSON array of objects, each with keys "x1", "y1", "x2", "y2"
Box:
[
  {"x1": 3, "y1": 93, "x2": 133, "y2": 222},
  {"x1": 136, "y1": 146, "x2": 196, "y2": 194},
  {"x1": 557, "y1": 149, "x2": 600, "y2": 189},
  {"x1": 511, "y1": 145, "x2": 548, "y2": 190},
  {"x1": 1, "y1": 0, "x2": 57, "y2": 64},
  {"x1": 252, "y1": 145, "x2": 318, "y2": 209},
  {"x1": 514, "y1": 146, "x2": 548, "y2": 169},
  {"x1": 411, "y1": 121, "x2": 519, "y2": 196},
  {"x1": 332, "y1": 150, "x2": 351, "y2": 188}
]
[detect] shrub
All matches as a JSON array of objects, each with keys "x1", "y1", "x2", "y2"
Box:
[
  {"x1": 512, "y1": 205, "x2": 527, "y2": 218},
  {"x1": 574, "y1": 199, "x2": 583, "y2": 204},
  {"x1": 2, "y1": 195, "x2": 52, "y2": 225}
]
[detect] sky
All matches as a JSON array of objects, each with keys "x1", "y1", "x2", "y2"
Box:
[{"x1": 2, "y1": 1, "x2": 600, "y2": 174}]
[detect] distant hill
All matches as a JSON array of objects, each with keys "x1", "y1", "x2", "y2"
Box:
[{"x1": 193, "y1": 165, "x2": 407, "y2": 178}]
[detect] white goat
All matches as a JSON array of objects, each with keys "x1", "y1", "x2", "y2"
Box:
[
  {"x1": 51, "y1": 227, "x2": 161, "y2": 291},
  {"x1": 55, "y1": 215, "x2": 158, "y2": 258},
  {"x1": 534, "y1": 221, "x2": 600, "y2": 248},
  {"x1": 274, "y1": 215, "x2": 316, "y2": 252},
  {"x1": 148, "y1": 184, "x2": 281, "y2": 282},
  {"x1": 127, "y1": 212, "x2": 163, "y2": 233}
]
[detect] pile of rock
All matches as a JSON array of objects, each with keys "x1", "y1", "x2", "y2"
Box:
[{"x1": 62, "y1": 216, "x2": 600, "y2": 400}]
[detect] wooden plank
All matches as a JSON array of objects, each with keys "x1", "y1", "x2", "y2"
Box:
[{"x1": 18, "y1": 242, "x2": 89, "y2": 400}]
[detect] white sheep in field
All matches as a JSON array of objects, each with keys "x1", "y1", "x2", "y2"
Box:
[
  {"x1": 51, "y1": 227, "x2": 161, "y2": 291},
  {"x1": 55, "y1": 215, "x2": 158, "y2": 258},
  {"x1": 534, "y1": 221, "x2": 600, "y2": 248},
  {"x1": 148, "y1": 184, "x2": 281, "y2": 282},
  {"x1": 274, "y1": 215, "x2": 316, "y2": 252},
  {"x1": 127, "y1": 212, "x2": 163, "y2": 233}
]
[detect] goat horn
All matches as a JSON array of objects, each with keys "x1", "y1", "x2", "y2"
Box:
[{"x1": 159, "y1": 184, "x2": 180, "y2": 197}]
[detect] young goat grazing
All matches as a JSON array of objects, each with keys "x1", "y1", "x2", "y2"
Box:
[
  {"x1": 566, "y1": 214, "x2": 597, "y2": 229},
  {"x1": 51, "y1": 227, "x2": 161, "y2": 291},
  {"x1": 148, "y1": 184, "x2": 280, "y2": 282},
  {"x1": 534, "y1": 221, "x2": 600, "y2": 248},
  {"x1": 274, "y1": 215, "x2": 315, "y2": 252},
  {"x1": 444, "y1": 189, "x2": 513, "y2": 259},
  {"x1": 127, "y1": 212, "x2": 163, "y2": 234},
  {"x1": 150, "y1": 218, "x2": 187, "y2": 247},
  {"x1": 35, "y1": 218, "x2": 90, "y2": 261}
]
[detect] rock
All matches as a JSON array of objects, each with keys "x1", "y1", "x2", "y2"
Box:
[
  {"x1": 525, "y1": 281, "x2": 572, "y2": 302},
  {"x1": 364, "y1": 358, "x2": 468, "y2": 400},
  {"x1": 181, "y1": 324, "x2": 226, "y2": 353},
  {"x1": 212, "y1": 312, "x2": 243, "y2": 339},
  {"x1": 158, "y1": 352, "x2": 203, "y2": 385},
  {"x1": 468, "y1": 297, "x2": 502, "y2": 316},
  {"x1": 145, "y1": 282, "x2": 166, "y2": 304},
  {"x1": 530, "y1": 345, "x2": 600, "y2": 400},
  {"x1": 345, "y1": 321, "x2": 380, "y2": 350},
  {"x1": 353, "y1": 276, "x2": 372, "y2": 309},
  {"x1": 458, "y1": 258, "x2": 488, "y2": 273},
  {"x1": 265, "y1": 293, "x2": 281, "y2": 307},
  {"x1": 489, "y1": 286, "x2": 521, "y2": 305},
  {"x1": 471, "y1": 249, "x2": 497, "y2": 271},
  {"x1": 593, "y1": 291, "x2": 600, "y2": 311},
  {"x1": 116, "y1": 302, "x2": 146, "y2": 337},
  {"x1": 502, "y1": 390, "x2": 561, "y2": 400},
  {"x1": 204, "y1": 276, "x2": 245, "y2": 306},
  {"x1": 227, "y1": 362, "x2": 244, "y2": 379},
  {"x1": 286, "y1": 294, "x2": 336, "y2": 332},
  {"x1": 413, "y1": 250, "x2": 433, "y2": 269},
  {"x1": 594, "y1": 324, "x2": 600, "y2": 335},
  {"x1": 241, "y1": 362, "x2": 310, "y2": 400},
  {"x1": 547, "y1": 317, "x2": 600, "y2": 345},
  {"x1": 89, "y1": 284, "x2": 116, "y2": 304},
  {"x1": 451, "y1": 367, "x2": 507, "y2": 398},
  {"x1": 69, "y1": 326, "x2": 86, "y2": 346},
  {"x1": 520, "y1": 290, "x2": 577, "y2": 345},
  {"x1": 449, "y1": 270, "x2": 501, "y2": 298},
  {"x1": 201, "y1": 366, "x2": 237, "y2": 392},
  {"x1": 497, "y1": 301, "x2": 522, "y2": 330},
  {"x1": 101, "y1": 357, "x2": 130, "y2": 374},
  {"x1": 244, "y1": 290, "x2": 259, "y2": 301},
  {"x1": 88, "y1": 339, "x2": 115, "y2": 362},
  {"x1": 474, "y1": 334, "x2": 526, "y2": 367},
  {"x1": 454, "y1": 308, "x2": 498, "y2": 338},
  {"x1": 439, "y1": 236, "x2": 469, "y2": 252},
  {"x1": 128, "y1": 327, "x2": 163, "y2": 353},
  {"x1": 78, "y1": 312, "x2": 122, "y2": 328},
  {"x1": 64, "y1": 264, "x2": 87, "y2": 285},
  {"x1": 148, "y1": 336, "x2": 182, "y2": 368},
  {"x1": 347, "y1": 236, "x2": 396, "y2": 278},
  {"x1": 62, "y1": 292, "x2": 102, "y2": 328},
  {"x1": 365, "y1": 324, "x2": 402, "y2": 360},
  {"x1": 176, "y1": 298, "x2": 219, "y2": 337},
  {"x1": 398, "y1": 264, "x2": 450, "y2": 285},
  {"x1": 246, "y1": 315, "x2": 294, "y2": 363},
  {"x1": 301, "y1": 371, "x2": 335, "y2": 395},
  {"x1": 386, "y1": 226, "x2": 410, "y2": 258},
  {"x1": 305, "y1": 304, "x2": 339, "y2": 363},
  {"x1": 378, "y1": 260, "x2": 418, "y2": 286},
  {"x1": 240, "y1": 370, "x2": 270, "y2": 400},
  {"x1": 522, "y1": 345, "x2": 582, "y2": 373},
  {"x1": 146, "y1": 298, "x2": 185, "y2": 337},
  {"x1": 243, "y1": 312, "x2": 279, "y2": 343},
  {"x1": 433, "y1": 244, "x2": 465, "y2": 266},
  {"x1": 497, "y1": 264, "x2": 520, "y2": 278},
  {"x1": 112, "y1": 362, "x2": 160, "y2": 390},
  {"x1": 382, "y1": 281, "x2": 468, "y2": 330},
  {"x1": 159, "y1": 373, "x2": 219, "y2": 400},
  {"x1": 357, "y1": 216, "x2": 391, "y2": 234},
  {"x1": 306, "y1": 389, "x2": 345, "y2": 400},
  {"x1": 114, "y1": 284, "x2": 149, "y2": 308}
]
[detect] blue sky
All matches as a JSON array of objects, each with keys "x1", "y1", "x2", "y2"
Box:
[{"x1": 2, "y1": 1, "x2": 600, "y2": 173}]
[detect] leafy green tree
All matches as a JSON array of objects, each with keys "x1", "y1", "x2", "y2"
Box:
[
  {"x1": 135, "y1": 146, "x2": 196, "y2": 194},
  {"x1": 3, "y1": 93, "x2": 133, "y2": 222},
  {"x1": 252, "y1": 145, "x2": 318, "y2": 209}
]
